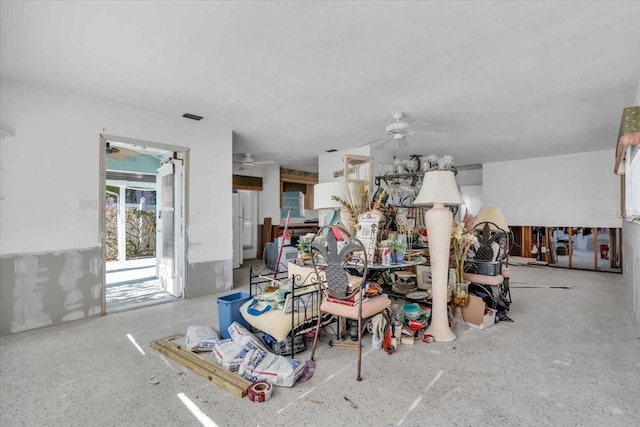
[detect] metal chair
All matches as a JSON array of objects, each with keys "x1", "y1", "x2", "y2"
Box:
[
  {"x1": 309, "y1": 225, "x2": 391, "y2": 381},
  {"x1": 465, "y1": 220, "x2": 513, "y2": 321}
]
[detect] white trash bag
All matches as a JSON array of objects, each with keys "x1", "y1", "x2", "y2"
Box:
[
  {"x1": 211, "y1": 339, "x2": 248, "y2": 371},
  {"x1": 239, "y1": 348, "x2": 305, "y2": 387},
  {"x1": 185, "y1": 325, "x2": 219, "y2": 352}
]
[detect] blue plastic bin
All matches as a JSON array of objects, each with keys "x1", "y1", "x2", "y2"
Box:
[{"x1": 217, "y1": 292, "x2": 251, "y2": 339}]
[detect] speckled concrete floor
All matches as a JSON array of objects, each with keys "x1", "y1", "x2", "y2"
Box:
[{"x1": 1, "y1": 265, "x2": 639, "y2": 426}]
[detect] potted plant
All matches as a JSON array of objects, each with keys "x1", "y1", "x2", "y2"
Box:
[
  {"x1": 451, "y1": 221, "x2": 478, "y2": 284},
  {"x1": 296, "y1": 235, "x2": 314, "y2": 264},
  {"x1": 387, "y1": 234, "x2": 407, "y2": 264}
]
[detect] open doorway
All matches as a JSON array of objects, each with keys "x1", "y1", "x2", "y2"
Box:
[{"x1": 100, "y1": 135, "x2": 188, "y2": 313}]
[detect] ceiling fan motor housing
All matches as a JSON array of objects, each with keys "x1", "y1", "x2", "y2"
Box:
[{"x1": 385, "y1": 112, "x2": 410, "y2": 136}]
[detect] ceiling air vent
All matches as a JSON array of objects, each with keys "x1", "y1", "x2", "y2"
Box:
[{"x1": 182, "y1": 113, "x2": 203, "y2": 121}]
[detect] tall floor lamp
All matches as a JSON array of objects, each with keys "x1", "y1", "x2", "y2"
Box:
[{"x1": 414, "y1": 170, "x2": 464, "y2": 342}]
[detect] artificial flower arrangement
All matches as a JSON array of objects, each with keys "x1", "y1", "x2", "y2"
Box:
[
  {"x1": 451, "y1": 219, "x2": 478, "y2": 284},
  {"x1": 331, "y1": 183, "x2": 372, "y2": 225}
]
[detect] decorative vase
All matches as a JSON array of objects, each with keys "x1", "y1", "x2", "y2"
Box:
[
  {"x1": 451, "y1": 281, "x2": 470, "y2": 332},
  {"x1": 453, "y1": 281, "x2": 470, "y2": 308}
]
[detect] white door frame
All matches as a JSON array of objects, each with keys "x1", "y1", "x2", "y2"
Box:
[
  {"x1": 99, "y1": 135, "x2": 188, "y2": 314},
  {"x1": 157, "y1": 158, "x2": 184, "y2": 297}
]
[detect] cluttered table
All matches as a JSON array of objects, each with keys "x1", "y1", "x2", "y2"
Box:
[{"x1": 366, "y1": 256, "x2": 433, "y2": 303}]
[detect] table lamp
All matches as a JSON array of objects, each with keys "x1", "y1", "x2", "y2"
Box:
[
  {"x1": 414, "y1": 169, "x2": 464, "y2": 342},
  {"x1": 472, "y1": 206, "x2": 510, "y2": 263},
  {"x1": 472, "y1": 207, "x2": 509, "y2": 232},
  {"x1": 314, "y1": 182, "x2": 348, "y2": 227}
]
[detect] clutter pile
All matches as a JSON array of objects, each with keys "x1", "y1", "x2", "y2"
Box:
[{"x1": 151, "y1": 321, "x2": 314, "y2": 401}]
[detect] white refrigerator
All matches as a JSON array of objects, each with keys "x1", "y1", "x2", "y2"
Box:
[{"x1": 232, "y1": 192, "x2": 244, "y2": 268}]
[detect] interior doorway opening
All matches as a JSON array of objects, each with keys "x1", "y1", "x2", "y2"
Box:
[{"x1": 100, "y1": 135, "x2": 187, "y2": 313}]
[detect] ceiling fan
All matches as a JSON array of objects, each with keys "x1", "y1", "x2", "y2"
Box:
[
  {"x1": 106, "y1": 142, "x2": 141, "y2": 161},
  {"x1": 360, "y1": 112, "x2": 444, "y2": 149},
  {"x1": 234, "y1": 153, "x2": 276, "y2": 170}
]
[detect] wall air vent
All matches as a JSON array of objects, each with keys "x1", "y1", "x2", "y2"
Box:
[{"x1": 182, "y1": 113, "x2": 203, "y2": 121}]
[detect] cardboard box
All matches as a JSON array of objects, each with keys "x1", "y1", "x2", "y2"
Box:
[{"x1": 462, "y1": 294, "x2": 497, "y2": 330}]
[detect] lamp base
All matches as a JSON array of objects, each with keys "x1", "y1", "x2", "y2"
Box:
[
  {"x1": 425, "y1": 320, "x2": 457, "y2": 343},
  {"x1": 423, "y1": 202, "x2": 456, "y2": 343}
]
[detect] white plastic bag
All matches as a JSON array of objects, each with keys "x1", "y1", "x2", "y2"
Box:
[
  {"x1": 228, "y1": 321, "x2": 267, "y2": 351},
  {"x1": 211, "y1": 339, "x2": 248, "y2": 371},
  {"x1": 239, "y1": 349, "x2": 305, "y2": 387},
  {"x1": 185, "y1": 325, "x2": 219, "y2": 352}
]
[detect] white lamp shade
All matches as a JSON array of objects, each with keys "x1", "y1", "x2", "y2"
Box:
[
  {"x1": 473, "y1": 207, "x2": 509, "y2": 231},
  {"x1": 313, "y1": 182, "x2": 347, "y2": 210},
  {"x1": 413, "y1": 170, "x2": 464, "y2": 205}
]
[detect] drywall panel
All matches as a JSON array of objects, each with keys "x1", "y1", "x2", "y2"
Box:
[
  {"x1": 186, "y1": 259, "x2": 232, "y2": 298},
  {"x1": 0, "y1": 80, "x2": 232, "y2": 263},
  {"x1": 483, "y1": 150, "x2": 621, "y2": 228},
  {"x1": 0, "y1": 247, "x2": 102, "y2": 337}
]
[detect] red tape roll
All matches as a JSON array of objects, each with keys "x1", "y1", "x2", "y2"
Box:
[{"x1": 247, "y1": 380, "x2": 273, "y2": 403}]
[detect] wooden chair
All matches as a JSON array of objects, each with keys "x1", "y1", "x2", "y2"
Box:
[{"x1": 309, "y1": 225, "x2": 391, "y2": 381}]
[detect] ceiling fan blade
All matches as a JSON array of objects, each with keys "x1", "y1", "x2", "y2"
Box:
[
  {"x1": 405, "y1": 119, "x2": 431, "y2": 130},
  {"x1": 255, "y1": 160, "x2": 275, "y2": 165},
  {"x1": 358, "y1": 135, "x2": 392, "y2": 147}
]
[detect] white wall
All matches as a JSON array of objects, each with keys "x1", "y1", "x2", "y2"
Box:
[
  {"x1": 483, "y1": 150, "x2": 621, "y2": 228},
  {"x1": 456, "y1": 168, "x2": 482, "y2": 186},
  {"x1": 624, "y1": 79, "x2": 640, "y2": 336},
  {"x1": 0, "y1": 80, "x2": 232, "y2": 263},
  {"x1": 258, "y1": 164, "x2": 281, "y2": 225},
  {"x1": 460, "y1": 185, "x2": 483, "y2": 217},
  {"x1": 318, "y1": 146, "x2": 372, "y2": 182}
]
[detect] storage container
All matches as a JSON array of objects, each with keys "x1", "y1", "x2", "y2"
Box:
[
  {"x1": 468, "y1": 260, "x2": 501, "y2": 276},
  {"x1": 217, "y1": 292, "x2": 251, "y2": 339}
]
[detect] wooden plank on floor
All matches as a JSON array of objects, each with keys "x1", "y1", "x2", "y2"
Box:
[{"x1": 149, "y1": 335, "x2": 251, "y2": 398}]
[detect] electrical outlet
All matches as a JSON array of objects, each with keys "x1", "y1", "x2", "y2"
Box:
[{"x1": 79, "y1": 199, "x2": 97, "y2": 210}]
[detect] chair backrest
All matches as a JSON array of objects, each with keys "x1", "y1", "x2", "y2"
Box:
[
  {"x1": 474, "y1": 222, "x2": 511, "y2": 263},
  {"x1": 310, "y1": 225, "x2": 367, "y2": 300}
]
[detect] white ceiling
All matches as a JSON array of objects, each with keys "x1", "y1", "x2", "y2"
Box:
[{"x1": 2, "y1": 1, "x2": 639, "y2": 172}]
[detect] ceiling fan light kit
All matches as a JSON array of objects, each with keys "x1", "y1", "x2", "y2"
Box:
[{"x1": 361, "y1": 112, "x2": 437, "y2": 149}]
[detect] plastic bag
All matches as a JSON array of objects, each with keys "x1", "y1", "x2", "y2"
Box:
[
  {"x1": 239, "y1": 348, "x2": 305, "y2": 387},
  {"x1": 211, "y1": 338, "x2": 248, "y2": 371},
  {"x1": 228, "y1": 321, "x2": 267, "y2": 351},
  {"x1": 185, "y1": 325, "x2": 219, "y2": 352}
]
